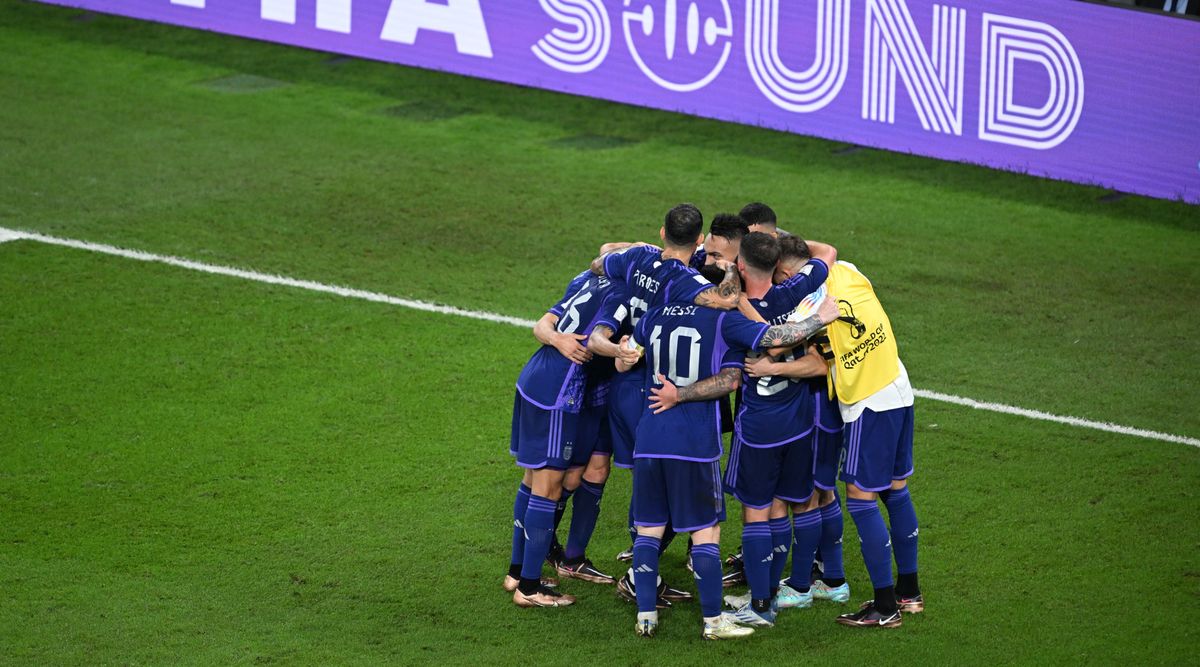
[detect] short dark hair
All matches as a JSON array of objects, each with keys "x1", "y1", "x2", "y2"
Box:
[
  {"x1": 663, "y1": 203, "x2": 704, "y2": 247},
  {"x1": 740, "y1": 232, "x2": 780, "y2": 273},
  {"x1": 709, "y1": 213, "x2": 749, "y2": 242},
  {"x1": 777, "y1": 235, "x2": 812, "y2": 264},
  {"x1": 739, "y1": 202, "x2": 777, "y2": 228}
]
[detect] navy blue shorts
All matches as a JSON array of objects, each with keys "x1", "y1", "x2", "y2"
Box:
[
  {"x1": 608, "y1": 380, "x2": 644, "y2": 469},
  {"x1": 632, "y1": 457, "x2": 726, "y2": 533},
  {"x1": 811, "y1": 427, "x2": 843, "y2": 491},
  {"x1": 572, "y1": 401, "x2": 611, "y2": 467},
  {"x1": 509, "y1": 392, "x2": 579, "y2": 470},
  {"x1": 840, "y1": 406, "x2": 914, "y2": 492},
  {"x1": 724, "y1": 436, "x2": 814, "y2": 509}
]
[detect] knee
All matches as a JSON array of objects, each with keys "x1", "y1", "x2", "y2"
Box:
[
  {"x1": 743, "y1": 506, "x2": 770, "y2": 523},
  {"x1": 583, "y1": 456, "x2": 610, "y2": 484},
  {"x1": 845, "y1": 484, "x2": 877, "y2": 502},
  {"x1": 769, "y1": 498, "x2": 790, "y2": 519},
  {"x1": 562, "y1": 468, "x2": 584, "y2": 491},
  {"x1": 793, "y1": 494, "x2": 821, "y2": 513},
  {"x1": 692, "y1": 525, "x2": 720, "y2": 544},
  {"x1": 636, "y1": 525, "x2": 666, "y2": 539},
  {"x1": 818, "y1": 488, "x2": 836, "y2": 506}
]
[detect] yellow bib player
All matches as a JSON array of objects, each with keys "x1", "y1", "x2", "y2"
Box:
[
  {"x1": 823, "y1": 262, "x2": 900, "y2": 404},
  {"x1": 775, "y1": 238, "x2": 923, "y2": 630}
]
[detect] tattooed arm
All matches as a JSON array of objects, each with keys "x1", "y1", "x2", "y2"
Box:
[
  {"x1": 756, "y1": 296, "x2": 839, "y2": 350},
  {"x1": 648, "y1": 368, "x2": 740, "y2": 414},
  {"x1": 693, "y1": 261, "x2": 741, "y2": 310},
  {"x1": 589, "y1": 253, "x2": 608, "y2": 276}
]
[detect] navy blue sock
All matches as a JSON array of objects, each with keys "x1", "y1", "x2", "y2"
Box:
[
  {"x1": 691, "y1": 542, "x2": 723, "y2": 619},
  {"x1": 768, "y1": 516, "x2": 791, "y2": 591},
  {"x1": 510, "y1": 483, "x2": 531, "y2": 569},
  {"x1": 631, "y1": 534, "x2": 661, "y2": 613},
  {"x1": 519, "y1": 493, "x2": 557, "y2": 585},
  {"x1": 741, "y1": 521, "x2": 773, "y2": 603},
  {"x1": 553, "y1": 488, "x2": 574, "y2": 536},
  {"x1": 820, "y1": 493, "x2": 846, "y2": 582},
  {"x1": 789, "y1": 507, "x2": 822, "y2": 591},
  {"x1": 565, "y1": 480, "x2": 604, "y2": 561},
  {"x1": 847, "y1": 497, "x2": 894, "y2": 589},
  {"x1": 626, "y1": 503, "x2": 637, "y2": 546},
  {"x1": 883, "y1": 487, "x2": 920, "y2": 592}
]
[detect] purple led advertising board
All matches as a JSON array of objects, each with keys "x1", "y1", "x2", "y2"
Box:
[{"x1": 37, "y1": 0, "x2": 1200, "y2": 203}]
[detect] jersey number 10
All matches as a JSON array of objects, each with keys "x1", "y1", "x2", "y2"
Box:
[{"x1": 648, "y1": 325, "x2": 701, "y2": 387}]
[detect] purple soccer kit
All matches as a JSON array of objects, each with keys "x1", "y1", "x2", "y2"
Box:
[
  {"x1": 627, "y1": 301, "x2": 768, "y2": 620},
  {"x1": 508, "y1": 271, "x2": 625, "y2": 591}
]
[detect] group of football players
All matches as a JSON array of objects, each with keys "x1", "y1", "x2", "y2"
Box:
[{"x1": 505, "y1": 202, "x2": 922, "y2": 639}]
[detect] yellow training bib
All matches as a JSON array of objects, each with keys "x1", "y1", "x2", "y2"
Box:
[{"x1": 824, "y1": 262, "x2": 900, "y2": 404}]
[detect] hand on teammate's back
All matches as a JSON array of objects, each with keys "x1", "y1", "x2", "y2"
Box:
[
  {"x1": 555, "y1": 333, "x2": 592, "y2": 364},
  {"x1": 648, "y1": 374, "x2": 679, "y2": 414}
]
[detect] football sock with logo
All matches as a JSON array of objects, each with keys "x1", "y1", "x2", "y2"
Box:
[
  {"x1": 847, "y1": 498, "x2": 894, "y2": 591},
  {"x1": 789, "y1": 508, "x2": 822, "y2": 592},
  {"x1": 510, "y1": 483, "x2": 531, "y2": 572},
  {"x1": 819, "y1": 493, "x2": 846, "y2": 586},
  {"x1": 518, "y1": 493, "x2": 558, "y2": 593},
  {"x1": 768, "y1": 516, "x2": 791, "y2": 590},
  {"x1": 564, "y1": 479, "x2": 604, "y2": 562},
  {"x1": 881, "y1": 487, "x2": 920, "y2": 595},
  {"x1": 741, "y1": 521, "x2": 773, "y2": 603},
  {"x1": 626, "y1": 505, "x2": 637, "y2": 546},
  {"x1": 631, "y1": 535, "x2": 661, "y2": 613},
  {"x1": 691, "y1": 542, "x2": 723, "y2": 619}
]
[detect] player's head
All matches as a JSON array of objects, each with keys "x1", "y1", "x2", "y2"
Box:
[
  {"x1": 660, "y1": 203, "x2": 705, "y2": 250},
  {"x1": 703, "y1": 213, "x2": 749, "y2": 266},
  {"x1": 737, "y1": 231, "x2": 781, "y2": 280},
  {"x1": 774, "y1": 235, "x2": 812, "y2": 284},
  {"x1": 739, "y1": 202, "x2": 778, "y2": 237}
]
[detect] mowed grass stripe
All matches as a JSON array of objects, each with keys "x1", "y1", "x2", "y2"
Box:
[
  {"x1": 4, "y1": 226, "x2": 1197, "y2": 450},
  {"x1": 2, "y1": 240, "x2": 1198, "y2": 664}
]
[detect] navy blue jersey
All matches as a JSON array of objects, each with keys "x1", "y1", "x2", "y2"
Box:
[
  {"x1": 603, "y1": 245, "x2": 714, "y2": 315},
  {"x1": 689, "y1": 247, "x2": 707, "y2": 270},
  {"x1": 516, "y1": 272, "x2": 625, "y2": 412},
  {"x1": 631, "y1": 302, "x2": 768, "y2": 462},
  {"x1": 735, "y1": 295, "x2": 816, "y2": 447},
  {"x1": 746, "y1": 258, "x2": 830, "y2": 324}
]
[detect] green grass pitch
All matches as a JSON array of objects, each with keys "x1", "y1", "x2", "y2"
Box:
[{"x1": 1, "y1": 1, "x2": 1198, "y2": 663}]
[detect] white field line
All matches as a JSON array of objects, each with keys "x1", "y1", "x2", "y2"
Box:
[
  {"x1": 2, "y1": 226, "x2": 1197, "y2": 449},
  {"x1": 0, "y1": 228, "x2": 536, "y2": 329}
]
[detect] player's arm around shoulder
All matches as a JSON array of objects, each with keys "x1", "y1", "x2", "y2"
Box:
[
  {"x1": 805, "y1": 240, "x2": 837, "y2": 267},
  {"x1": 745, "y1": 345, "x2": 828, "y2": 379},
  {"x1": 758, "y1": 296, "x2": 840, "y2": 350},
  {"x1": 648, "y1": 368, "x2": 740, "y2": 414}
]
